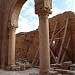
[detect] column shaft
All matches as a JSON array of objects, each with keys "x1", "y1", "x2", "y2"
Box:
[
  {"x1": 39, "y1": 14, "x2": 50, "y2": 75},
  {"x1": 8, "y1": 27, "x2": 16, "y2": 65}
]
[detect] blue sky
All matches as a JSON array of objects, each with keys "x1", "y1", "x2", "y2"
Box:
[{"x1": 16, "y1": 0, "x2": 75, "y2": 33}]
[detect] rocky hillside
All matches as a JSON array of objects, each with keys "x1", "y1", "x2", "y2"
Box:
[{"x1": 16, "y1": 11, "x2": 75, "y2": 63}]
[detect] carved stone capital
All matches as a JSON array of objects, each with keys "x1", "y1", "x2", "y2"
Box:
[
  {"x1": 34, "y1": 0, "x2": 52, "y2": 15},
  {"x1": 8, "y1": 23, "x2": 18, "y2": 31},
  {"x1": 35, "y1": 7, "x2": 52, "y2": 15},
  {"x1": 8, "y1": 25, "x2": 17, "y2": 31},
  {"x1": 8, "y1": 21, "x2": 18, "y2": 29}
]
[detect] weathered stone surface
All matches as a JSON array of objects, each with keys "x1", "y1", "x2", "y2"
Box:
[
  {"x1": 16, "y1": 30, "x2": 39, "y2": 62},
  {"x1": 0, "y1": 0, "x2": 75, "y2": 68},
  {"x1": 49, "y1": 11, "x2": 75, "y2": 63},
  {"x1": 0, "y1": 0, "x2": 27, "y2": 67},
  {"x1": 16, "y1": 11, "x2": 75, "y2": 64}
]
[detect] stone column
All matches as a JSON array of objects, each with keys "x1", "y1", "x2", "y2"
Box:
[
  {"x1": 39, "y1": 13, "x2": 50, "y2": 75},
  {"x1": 8, "y1": 26, "x2": 16, "y2": 65},
  {"x1": 34, "y1": 0, "x2": 52, "y2": 75}
]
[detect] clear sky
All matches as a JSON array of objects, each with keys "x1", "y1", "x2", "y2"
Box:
[{"x1": 16, "y1": 0, "x2": 75, "y2": 33}]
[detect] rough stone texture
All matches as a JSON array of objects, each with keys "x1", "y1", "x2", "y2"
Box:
[
  {"x1": 0, "y1": 0, "x2": 27, "y2": 67},
  {"x1": 16, "y1": 30, "x2": 39, "y2": 62},
  {"x1": 15, "y1": 11, "x2": 75, "y2": 63},
  {"x1": 0, "y1": 0, "x2": 75, "y2": 69},
  {"x1": 49, "y1": 11, "x2": 75, "y2": 63}
]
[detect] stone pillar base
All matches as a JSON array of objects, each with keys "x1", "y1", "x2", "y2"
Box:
[
  {"x1": 5, "y1": 65, "x2": 16, "y2": 71},
  {"x1": 5, "y1": 64, "x2": 26, "y2": 71}
]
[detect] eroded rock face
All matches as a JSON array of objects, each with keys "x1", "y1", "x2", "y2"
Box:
[
  {"x1": 16, "y1": 11, "x2": 75, "y2": 63},
  {"x1": 16, "y1": 29, "x2": 39, "y2": 62}
]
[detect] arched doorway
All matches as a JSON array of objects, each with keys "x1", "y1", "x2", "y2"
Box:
[{"x1": 8, "y1": 0, "x2": 27, "y2": 66}]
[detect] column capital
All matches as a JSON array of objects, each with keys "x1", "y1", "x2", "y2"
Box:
[
  {"x1": 34, "y1": 0, "x2": 52, "y2": 15},
  {"x1": 8, "y1": 21, "x2": 18, "y2": 29},
  {"x1": 8, "y1": 24, "x2": 17, "y2": 31},
  {"x1": 9, "y1": 26, "x2": 16, "y2": 31}
]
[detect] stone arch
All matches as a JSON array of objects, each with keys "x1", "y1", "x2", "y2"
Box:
[
  {"x1": 7, "y1": 0, "x2": 27, "y2": 66},
  {"x1": 9, "y1": 0, "x2": 27, "y2": 27}
]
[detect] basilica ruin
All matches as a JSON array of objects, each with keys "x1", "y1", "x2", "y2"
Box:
[{"x1": 0, "y1": 0, "x2": 75, "y2": 75}]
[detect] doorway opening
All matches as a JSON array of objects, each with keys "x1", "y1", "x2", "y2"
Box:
[{"x1": 10, "y1": 0, "x2": 39, "y2": 70}]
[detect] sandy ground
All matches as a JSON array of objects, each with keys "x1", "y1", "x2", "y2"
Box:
[
  {"x1": 0, "y1": 68, "x2": 39, "y2": 75},
  {"x1": 0, "y1": 68, "x2": 75, "y2": 75}
]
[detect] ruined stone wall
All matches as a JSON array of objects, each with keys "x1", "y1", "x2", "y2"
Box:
[
  {"x1": 0, "y1": 0, "x2": 27, "y2": 67},
  {"x1": 16, "y1": 30, "x2": 39, "y2": 62},
  {"x1": 49, "y1": 11, "x2": 75, "y2": 63},
  {"x1": 16, "y1": 11, "x2": 75, "y2": 63}
]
